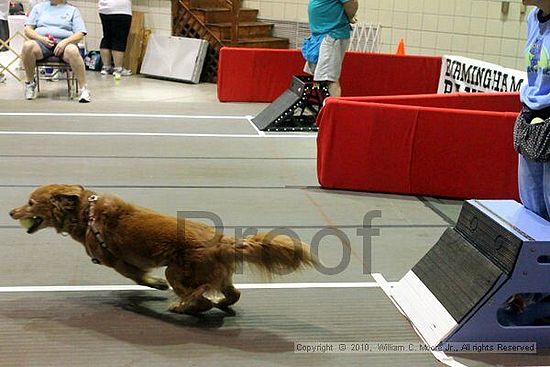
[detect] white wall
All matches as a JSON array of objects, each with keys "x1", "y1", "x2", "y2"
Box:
[
  {"x1": 244, "y1": 0, "x2": 532, "y2": 70},
  {"x1": 20, "y1": 0, "x2": 532, "y2": 70}
]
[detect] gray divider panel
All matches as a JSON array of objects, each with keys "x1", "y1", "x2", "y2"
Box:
[{"x1": 141, "y1": 34, "x2": 208, "y2": 84}]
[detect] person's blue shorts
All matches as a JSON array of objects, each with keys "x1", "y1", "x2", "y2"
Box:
[
  {"x1": 36, "y1": 40, "x2": 56, "y2": 60},
  {"x1": 303, "y1": 35, "x2": 350, "y2": 82}
]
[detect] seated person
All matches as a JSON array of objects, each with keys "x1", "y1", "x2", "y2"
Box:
[{"x1": 21, "y1": 0, "x2": 90, "y2": 102}]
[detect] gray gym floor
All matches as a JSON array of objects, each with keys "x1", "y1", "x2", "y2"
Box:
[{"x1": 0, "y1": 74, "x2": 547, "y2": 366}]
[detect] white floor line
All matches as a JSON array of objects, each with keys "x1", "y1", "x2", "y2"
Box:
[
  {"x1": 0, "y1": 131, "x2": 317, "y2": 139},
  {"x1": 238, "y1": 282, "x2": 382, "y2": 289},
  {"x1": 372, "y1": 273, "x2": 470, "y2": 367},
  {"x1": 246, "y1": 115, "x2": 266, "y2": 136},
  {"x1": 0, "y1": 112, "x2": 250, "y2": 120},
  {"x1": 0, "y1": 282, "x2": 382, "y2": 293}
]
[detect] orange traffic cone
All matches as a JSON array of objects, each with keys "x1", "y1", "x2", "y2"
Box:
[{"x1": 396, "y1": 38, "x2": 406, "y2": 55}]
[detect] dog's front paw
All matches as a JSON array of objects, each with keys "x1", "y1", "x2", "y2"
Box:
[
  {"x1": 142, "y1": 277, "x2": 169, "y2": 290},
  {"x1": 169, "y1": 301, "x2": 185, "y2": 313}
]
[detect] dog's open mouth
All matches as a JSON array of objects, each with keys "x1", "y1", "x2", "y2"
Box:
[{"x1": 24, "y1": 216, "x2": 43, "y2": 234}]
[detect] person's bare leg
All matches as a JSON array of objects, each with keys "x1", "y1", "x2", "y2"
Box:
[
  {"x1": 62, "y1": 44, "x2": 87, "y2": 87},
  {"x1": 112, "y1": 50, "x2": 125, "y2": 69},
  {"x1": 328, "y1": 81, "x2": 341, "y2": 97},
  {"x1": 100, "y1": 48, "x2": 112, "y2": 69},
  {"x1": 21, "y1": 40, "x2": 43, "y2": 82}
]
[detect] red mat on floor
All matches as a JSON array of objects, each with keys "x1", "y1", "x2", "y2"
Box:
[{"x1": 316, "y1": 93, "x2": 522, "y2": 199}]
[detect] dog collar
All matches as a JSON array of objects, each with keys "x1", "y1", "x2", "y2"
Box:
[{"x1": 87, "y1": 195, "x2": 108, "y2": 264}]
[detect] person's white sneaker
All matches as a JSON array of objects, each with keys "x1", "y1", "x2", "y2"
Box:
[
  {"x1": 113, "y1": 67, "x2": 132, "y2": 79},
  {"x1": 100, "y1": 65, "x2": 113, "y2": 75},
  {"x1": 25, "y1": 81, "x2": 37, "y2": 100},
  {"x1": 79, "y1": 86, "x2": 91, "y2": 103}
]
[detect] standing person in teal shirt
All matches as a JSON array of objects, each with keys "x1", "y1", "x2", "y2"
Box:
[
  {"x1": 518, "y1": 0, "x2": 550, "y2": 220},
  {"x1": 303, "y1": 0, "x2": 358, "y2": 97}
]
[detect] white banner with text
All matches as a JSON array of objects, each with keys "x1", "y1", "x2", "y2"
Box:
[{"x1": 437, "y1": 55, "x2": 527, "y2": 94}]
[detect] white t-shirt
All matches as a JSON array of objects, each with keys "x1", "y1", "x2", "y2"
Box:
[
  {"x1": 0, "y1": 0, "x2": 9, "y2": 21},
  {"x1": 98, "y1": 0, "x2": 131, "y2": 16}
]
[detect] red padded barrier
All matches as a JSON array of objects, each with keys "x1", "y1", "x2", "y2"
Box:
[
  {"x1": 317, "y1": 100, "x2": 418, "y2": 193},
  {"x1": 340, "y1": 53, "x2": 442, "y2": 97},
  {"x1": 341, "y1": 92, "x2": 522, "y2": 112},
  {"x1": 410, "y1": 108, "x2": 519, "y2": 199},
  {"x1": 218, "y1": 47, "x2": 521, "y2": 199},
  {"x1": 317, "y1": 93, "x2": 520, "y2": 199},
  {"x1": 217, "y1": 48, "x2": 305, "y2": 102},
  {"x1": 217, "y1": 48, "x2": 442, "y2": 102}
]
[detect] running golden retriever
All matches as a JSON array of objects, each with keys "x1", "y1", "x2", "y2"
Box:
[{"x1": 9, "y1": 184, "x2": 316, "y2": 315}]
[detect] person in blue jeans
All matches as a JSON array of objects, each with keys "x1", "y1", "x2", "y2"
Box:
[
  {"x1": 519, "y1": 0, "x2": 550, "y2": 221},
  {"x1": 303, "y1": 0, "x2": 358, "y2": 97},
  {"x1": 502, "y1": 0, "x2": 550, "y2": 327}
]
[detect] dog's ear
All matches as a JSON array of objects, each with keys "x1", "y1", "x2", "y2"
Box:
[
  {"x1": 50, "y1": 186, "x2": 83, "y2": 212},
  {"x1": 51, "y1": 194, "x2": 80, "y2": 211}
]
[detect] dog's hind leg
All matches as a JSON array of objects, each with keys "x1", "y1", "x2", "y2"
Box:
[
  {"x1": 168, "y1": 285, "x2": 214, "y2": 315},
  {"x1": 112, "y1": 259, "x2": 169, "y2": 290},
  {"x1": 215, "y1": 284, "x2": 241, "y2": 309},
  {"x1": 165, "y1": 266, "x2": 214, "y2": 315},
  {"x1": 212, "y1": 284, "x2": 240, "y2": 316}
]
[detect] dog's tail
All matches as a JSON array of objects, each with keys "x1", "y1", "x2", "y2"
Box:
[{"x1": 219, "y1": 232, "x2": 318, "y2": 276}]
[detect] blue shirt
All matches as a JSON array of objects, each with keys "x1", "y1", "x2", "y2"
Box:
[
  {"x1": 26, "y1": 1, "x2": 87, "y2": 40},
  {"x1": 520, "y1": 8, "x2": 550, "y2": 110},
  {"x1": 308, "y1": 0, "x2": 351, "y2": 39}
]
